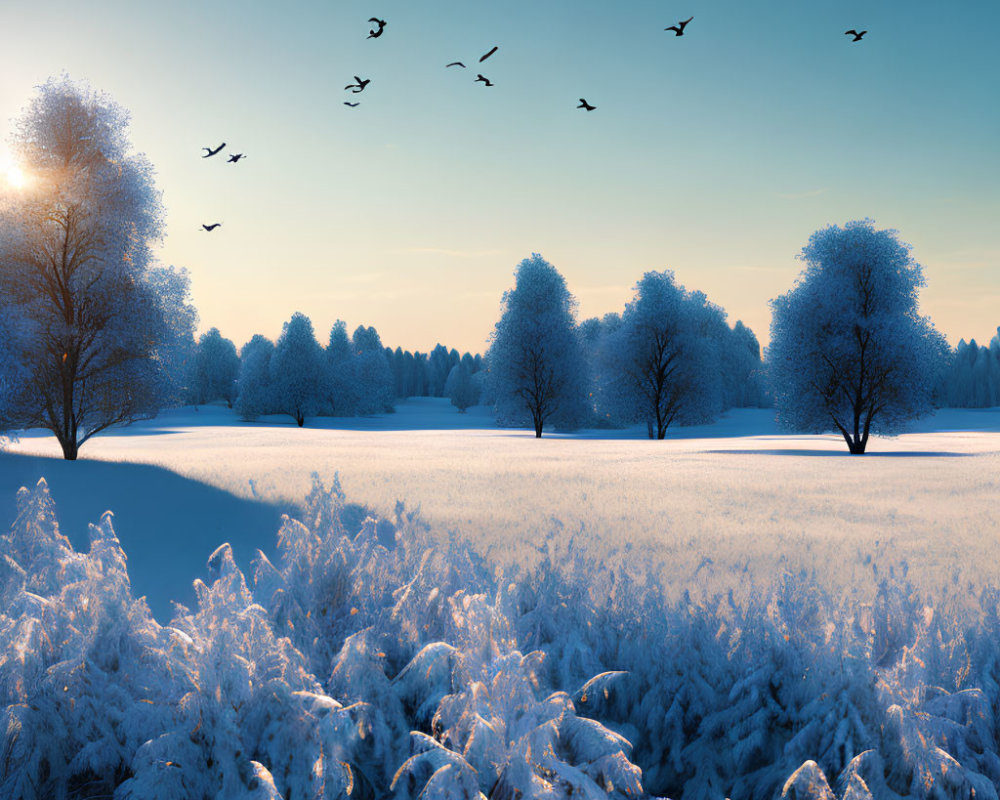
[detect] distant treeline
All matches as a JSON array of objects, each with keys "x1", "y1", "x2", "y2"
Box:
[
  {"x1": 183, "y1": 318, "x2": 487, "y2": 425},
  {"x1": 936, "y1": 330, "x2": 1000, "y2": 408}
]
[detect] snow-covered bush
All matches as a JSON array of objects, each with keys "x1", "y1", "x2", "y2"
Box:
[{"x1": 3, "y1": 477, "x2": 1000, "y2": 799}]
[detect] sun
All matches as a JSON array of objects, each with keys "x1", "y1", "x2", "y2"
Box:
[{"x1": 0, "y1": 149, "x2": 28, "y2": 189}]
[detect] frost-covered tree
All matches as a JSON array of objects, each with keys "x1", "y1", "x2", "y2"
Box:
[
  {"x1": 189, "y1": 327, "x2": 239, "y2": 407},
  {"x1": 271, "y1": 313, "x2": 325, "y2": 427},
  {"x1": 0, "y1": 304, "x2": 26, "y2": 432},
  {"x1": 235, "y1": 335, "x2": 275, "y2": 421},
  {"x1": 937, "y1": 333, "x2": 1000, "y2": 408},
  {"x1": 352, "y1": 325, "x2": 394, "y2": 415},
  {"x1": 0, "y1": 76, "x2": 196, "y2": 459},
  {"x1": 446, "y1": 355, "x2": 480, "y2": 412},
  {"x1": 325, "y1": 320, "x2": 358, "y2": 416},
  {"x1": 768, "y1": 220, "x2": 948, "y2": 454},
  {"x1": 602, "y1": 271, "x2": 722, "y2": 439},
  {"x1": 487, "y1": 254, "x2": 588, "y2": 437},
  {"x1": 724, "y1": 320, "x2": 769, "y2": 408}
]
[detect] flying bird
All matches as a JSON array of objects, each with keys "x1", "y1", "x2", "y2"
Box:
[
  {"x1": 479, "y1": 46, "x2": 498, "y2": 62},
  {"x1": 577, "y1": 98, "x2": 596, "y2": 111},
  {"x1": 202, "y1": 142, "x2": 225, "y2": 158},
  {"x1": 844, "y1": 29, "x2": 867, "y2": 41},
  {"x1": 665, "y1": 16, "x2": 693, "y2": 36},
  {"x1": 200, "y1": 223, "x2": 222, "y2": 232},
  {"x1": 227, "y1": 153, "x2": 246, "y2": 163},
  {"x1": 344, "y1": 101, "x2": 360, "y2": 107},
  {"x1": 368, "y1": 18, "x2": 386, "y2": 38},
  {"x1": 345, "y1": 76, "x2": 371, "y2": 93},
  {"x1": 475, "y1": 74, "x2": 494, "y2": 86},
  {"x1": 446, "y1": 61, "x2": 466, "y2": 68}
]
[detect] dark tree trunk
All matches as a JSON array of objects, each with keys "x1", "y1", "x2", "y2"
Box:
[
  {"x1": 59, "y1": 437, "x2": 79, "y2": 460},
  {"x1": 534, "y1": 421, "x2": 543, "y2": 438},
  {"x1": 296, "y1": 413, "x2": 305, "y2": 427},
  {"x1": 647, "y1": 419, "x2": 654, "y2": 439}
]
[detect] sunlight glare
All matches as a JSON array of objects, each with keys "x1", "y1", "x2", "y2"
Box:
[{"x1": 0, "y1": 149, "x2": 27, "y2": 189}]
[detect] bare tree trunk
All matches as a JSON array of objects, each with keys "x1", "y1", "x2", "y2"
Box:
[{"x1": 647, "y1": 419, "x2": 654, "y2": 439}]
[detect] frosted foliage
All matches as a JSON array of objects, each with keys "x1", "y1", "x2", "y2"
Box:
[
  {"x1": 601, "y1": 271, "x2": 724, "y2": 438},
  {"x1": 5, "y1": 478, "x2": 1000, "y2": 799},
  {"x1": 936, "y1": 334, "x2": 1000, "y2": 408},
  {"x1": 487, "y1": 254, "x2": 589, "y2": 436},
  {"x1": 236, "y1": 334, "x2": 277, "y2": 421},
  {"x1": 326, "y1": 320, "x2": 360, "y2": 416},
  {"x1": 768, "y1": 220, "x2": 949, "y2": 453},
  {"x1": 190, "y1": 327, "x2": 240, "y2": 407},
  {"x1": 0, "y1": 76, "x2": 197, "y2": 459},
  {"x1": 352, "y1": 325, "x2": 395, "y2": 415},
  {"x1": 271, "y1": 312, "x2": 326, "y2": 426},
  {"x1": 445, "y1": 360, "x2": 480, "y2": 412}
]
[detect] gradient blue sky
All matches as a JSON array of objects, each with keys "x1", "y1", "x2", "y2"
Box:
[{"x1": 1, "y1": 0, "x2": 997, "y2": 354}]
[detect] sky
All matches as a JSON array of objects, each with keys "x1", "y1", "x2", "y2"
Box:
[{"x1": 0, "y1": 0, "x2": 998, "y2": 355}]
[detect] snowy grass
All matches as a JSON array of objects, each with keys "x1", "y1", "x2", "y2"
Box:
[{"x1": 5, "y1": 399, "x2": 1000, "y2": 617}]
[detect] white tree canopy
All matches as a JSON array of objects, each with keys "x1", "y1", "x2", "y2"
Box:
[
  {"x1": 767, "y1": 219, "x2": 948, "y2": 453},
  {"x1": 487, "y1": 254, "x2": 588, "y2": 437},
  {"x1": 271, "y1": 312, "x2": 325, "y2": 427},
  {"x1": 0, "y1": 75, "x2": 196, "y2": 458},
  {"x1": 601, "y1": 271, "x2": 723, "y2": 438}
]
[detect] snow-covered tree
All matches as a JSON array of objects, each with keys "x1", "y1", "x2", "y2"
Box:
[
  {"x1": 0, "y1": 304, "x2": 26, "y2": 433},
  {"x1": 0, "y1": 76, "x2": 197, "y2": 459},
  {"x1": 937, "y1": 332, "x2": 1000, "y2": 408},
  {"x1": 189, "y1": 327, "x2": 239, "y2": 407},
  {"x1": 767, "y1": 220, "x2": 949, "y2": 454},
  {"x1": 602, "y1": 271, "x2": 723, "y2": 439},
  {"x1": 271, "y1": 313, "x2": 325, "y2": 427},
  {"x1": 351, "y1": 325, "x2": 395, "y2": 415},
  {"x1": 446, "y1": 355, "x2": 480, "y2": 412},
  {"x1": 235, "y1": 335, "x2": 275, "y2": 421},
  {"x1": 487, "y1": 254, "x2": 588, "y2": 437},
  {"x1": 325, "y1": 320, "x2": 358, "y2": 416}
]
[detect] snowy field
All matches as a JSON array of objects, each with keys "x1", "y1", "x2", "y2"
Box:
[
  {"x1": 3, "y1": 398, "x2": 1000, "y2": 619},
  {"x1": 5, "y1": 399, "x2": 1000, "y2": 800}
]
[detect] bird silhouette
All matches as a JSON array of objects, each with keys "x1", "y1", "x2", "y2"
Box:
[
  {"x1": 200, "y1": 223, "x2": 222, "y2": 232},
  {"x1": 345, "y1": 76, "x2": 371, "y2": 93},
  {"x1": 577, "y1": 98, "x2": 596, "y2": 111},
  {"x1": 202, "y1": 142, "x2": 225, "y2": 158},
  {"x1": 475, "y1": 74, "x2": 494, "y2": 86},
  {"x1": 665, "y1": 16, "x2": 693, "y2": 36},
  {"x1": 446, "y1": 61, "x2": 466, "y2": 68},
  {"x1": 344, "y1": 102, "x2": 360, "y2": 107},
  {"x1": 368, "y1": 18, "x2": 386, "y2": 38},
  {"x1": 844, "y1": 29, "x2": 867, "y2": 41},
  {"x1": 479, "y1": 46, "x2": 498, "y2": 62},
  {"x1": 227, "y1": 153, "x2": 246, "y2": 163}
]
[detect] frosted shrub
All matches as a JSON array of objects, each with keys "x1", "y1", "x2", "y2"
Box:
[{"x1": 4, "y1": 476, "x2": 1000, "y2": 799}]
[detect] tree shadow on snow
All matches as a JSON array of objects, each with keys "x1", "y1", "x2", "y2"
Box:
[{"x1": 0, "y1": 452, "x2": 293, "y2": 623}]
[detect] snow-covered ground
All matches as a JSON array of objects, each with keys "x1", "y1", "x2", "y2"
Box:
[
  {"x1": 5, "y1": 399, "x2": 1000, "y2": 800},
  {"x1": 3, "y1": 399, "x2": 1000, "y2": 619}
]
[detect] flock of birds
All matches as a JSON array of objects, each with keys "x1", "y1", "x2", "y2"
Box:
[
  {"x1": 198, "y1": 143, "x2": 245, "y2": 232},
  {"x1": 197, "y1": 15, "x2": 868, "y2": 232},
  {"x1": 339, "y1": 14, "x2": 868, "y2": 112}
]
